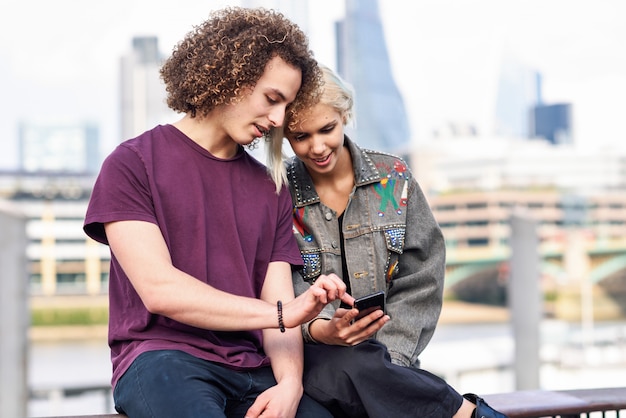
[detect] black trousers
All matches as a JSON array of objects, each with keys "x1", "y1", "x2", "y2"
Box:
[{"x1": 303, "y1": 339, "x2": 463, "y2": 418}]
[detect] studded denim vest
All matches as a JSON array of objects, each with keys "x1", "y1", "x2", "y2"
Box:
[{"x1": 287, "y1": 136, "x2": 446, "y2": 367}]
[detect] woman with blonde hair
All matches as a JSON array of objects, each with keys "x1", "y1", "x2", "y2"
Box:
[{"x1": 267, "y1": 65, "x2": 507, "y2": 418}]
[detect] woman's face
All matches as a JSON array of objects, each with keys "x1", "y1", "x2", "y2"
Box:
[{"x1": 285, "y1": 103, "x2": 347, "y2": 177}]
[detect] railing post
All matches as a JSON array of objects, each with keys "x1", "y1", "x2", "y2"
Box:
[
  {"x1": 0, "y1": 202, "x2": 29, "y2": 417},
  {"x1": 509, "y1": 210, "x2": 542, "y2": 390}
]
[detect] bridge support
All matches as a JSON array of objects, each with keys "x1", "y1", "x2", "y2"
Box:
[{"x1": 509, "y1": 211, "x2": 541, "y2": 390}]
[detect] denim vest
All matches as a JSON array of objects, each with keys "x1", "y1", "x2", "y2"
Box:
[{"x1": 288, "y1": 136, "x2": 446, "y2": 367}]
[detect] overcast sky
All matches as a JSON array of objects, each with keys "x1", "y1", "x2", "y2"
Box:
[{"x1": 1, "y1": 0, "x2": 625, "y2": 169}]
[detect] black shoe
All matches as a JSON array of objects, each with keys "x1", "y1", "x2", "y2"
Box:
[{"x1": 463, "y1": 393, "x2": 509, "y2": 418}]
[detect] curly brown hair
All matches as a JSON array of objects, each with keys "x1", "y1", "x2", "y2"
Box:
[{"x1": 160, "y1": 7, "x2": 321, "y2": 122}]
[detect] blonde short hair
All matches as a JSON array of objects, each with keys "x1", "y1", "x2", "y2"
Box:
[{"x1": 267, "y1": 64, "x2": 355, "y2": 192}]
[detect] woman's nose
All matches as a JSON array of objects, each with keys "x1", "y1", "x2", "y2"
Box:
[{"x1": 310, "y1": 135, "x2": 326, "y2": 153}]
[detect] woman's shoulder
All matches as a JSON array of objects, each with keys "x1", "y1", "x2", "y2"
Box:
[{"x1": 358, "y1": 147, "x2": 413, "y2": 180}]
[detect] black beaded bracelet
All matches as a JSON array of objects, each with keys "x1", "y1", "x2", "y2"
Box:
[{"x1": 277, "y1": 300, "x2": 285, "y2": 333}]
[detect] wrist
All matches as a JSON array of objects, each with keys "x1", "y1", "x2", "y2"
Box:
[
  {"x1": 276, "y1": 377, "x2": 304, "y2": 396},
  {"x1": 308, "y1": 318, "x2": 329, "y2": 343}
]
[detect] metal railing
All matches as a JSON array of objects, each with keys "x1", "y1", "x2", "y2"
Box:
[{"x1": 484, "y1": 387, "x2": 626, "y2": 418}]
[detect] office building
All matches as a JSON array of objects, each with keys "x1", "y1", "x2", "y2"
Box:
[
  {"x1": 0, "y1": 171, "x2": 103, "y2": 296},
  {"x1": 411, "y1": 136, "x2": 625, "y2": 195}
]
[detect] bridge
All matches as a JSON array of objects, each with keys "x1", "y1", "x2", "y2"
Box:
[{"x1": 443, "y1": 233, "x2": 626, "y2": 319}]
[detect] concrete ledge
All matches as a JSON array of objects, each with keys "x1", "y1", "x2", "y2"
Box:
[{"x1": 35, "y1": 387, "x2": 626, "y2": 418}]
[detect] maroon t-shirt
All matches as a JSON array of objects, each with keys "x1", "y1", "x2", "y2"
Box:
[{"x1": 84, "y1": 124, "x2": 302, "y2": 387}]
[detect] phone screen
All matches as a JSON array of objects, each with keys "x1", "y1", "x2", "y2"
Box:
[{"x1": 353, "y1": 290, "x2": 385, "y2": 320}]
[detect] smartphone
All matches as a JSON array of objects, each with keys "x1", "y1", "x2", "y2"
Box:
[{"x1": 353, "y1": 290, "x2": 385, "y2": 321}]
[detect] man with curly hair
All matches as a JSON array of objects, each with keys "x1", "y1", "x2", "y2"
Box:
[{"x1": 83, "y1": 7, "x2": 350, "y2": 418}]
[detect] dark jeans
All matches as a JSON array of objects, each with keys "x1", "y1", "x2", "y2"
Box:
[
  {"x1": 114, "y1": 349, "x2": 332, "y2": 418},
  {"x1": 303, "y1": 339, "x2": 464, "y2": 418}
]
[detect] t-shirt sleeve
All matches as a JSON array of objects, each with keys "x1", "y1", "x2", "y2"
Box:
[
  {"x1": 271, "y1": 185, "x2": 304, "y2": 268},
  {"x1": 83, "y1": 144, "x2": 158, "y2": 245}
]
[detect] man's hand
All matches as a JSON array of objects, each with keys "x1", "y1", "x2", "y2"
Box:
[
  {"x1": 282, "y1": 274, "x2": 355, "y2": 327},
  {"x1": 244, "y1": 379, "x2": 302, "y2": 418}
]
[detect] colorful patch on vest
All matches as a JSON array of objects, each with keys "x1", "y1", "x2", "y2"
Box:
[{"x1": 372, "y1": 160, "x2": 409, "y2": 216}]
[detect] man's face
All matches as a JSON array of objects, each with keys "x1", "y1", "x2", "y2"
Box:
[{"x1": 221, "y1": 55, "x2": 302, "y2": 146}]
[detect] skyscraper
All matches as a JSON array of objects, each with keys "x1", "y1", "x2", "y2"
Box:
[
  {"x1": 493, "y1": 51, "x2": 538, "y2": 139},
  {"x1": 335, "y1": 0, "x2": 411, "y2": 155},
  {"x1": 120, "y1": 36, "x2": 177, "y2": 141}
]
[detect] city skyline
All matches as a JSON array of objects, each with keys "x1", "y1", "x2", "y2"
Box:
[{"x1": 0, "y1": 0, "x2": 625, "y2": 169}]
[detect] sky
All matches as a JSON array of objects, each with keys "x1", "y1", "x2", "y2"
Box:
[{"x1": 0, "y1": 0, "x2": 625, "y2": 169}]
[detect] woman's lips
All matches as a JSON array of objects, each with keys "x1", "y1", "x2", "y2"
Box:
[{"x1": 311, "y1": 153, "x2": 332, "y2": 167}]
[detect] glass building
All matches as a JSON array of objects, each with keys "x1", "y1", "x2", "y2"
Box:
[{"x1": 335, "y1": 0, "x2": 411, "y2": 156}]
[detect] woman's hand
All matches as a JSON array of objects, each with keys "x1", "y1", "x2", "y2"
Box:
[{"x1": 309, "y1": 306, "x2": 390, "y2": 346}]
